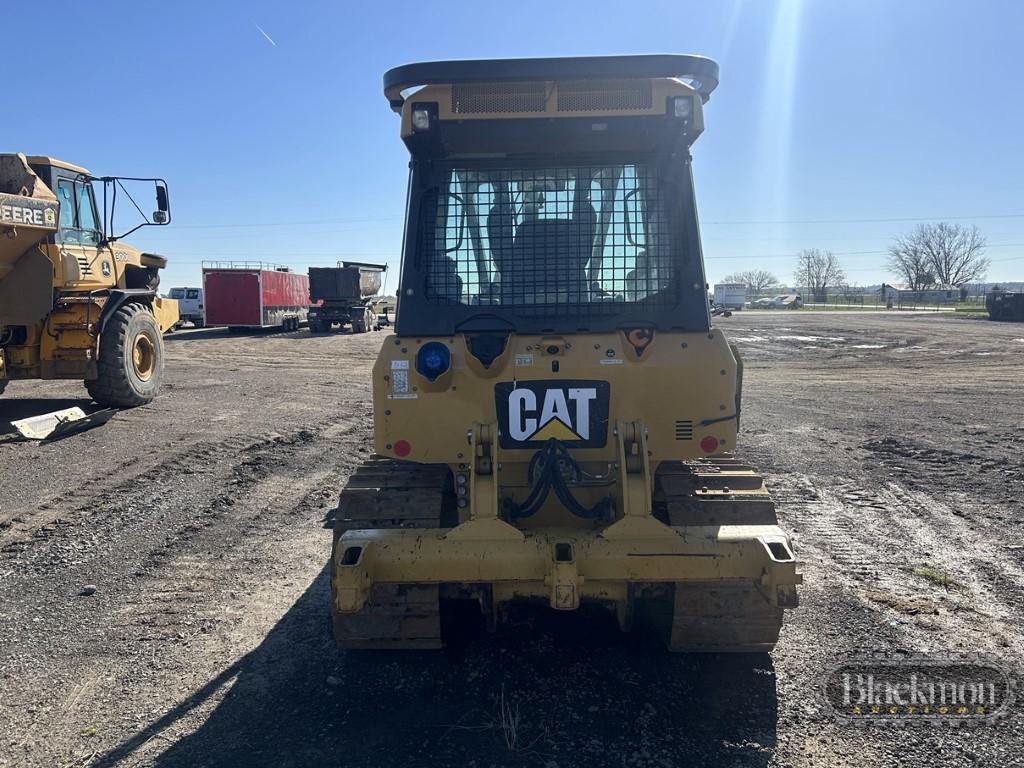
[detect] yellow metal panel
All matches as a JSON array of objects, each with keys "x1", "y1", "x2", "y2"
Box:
[
  {"x1": 373, "y1": 330, "x2": 738, "y2": 467},
  {"x1": 153, "y1": 297, "x2": 180, "y2": 333}
]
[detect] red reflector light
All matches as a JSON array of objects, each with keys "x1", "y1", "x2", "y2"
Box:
[
  {"x1": 700, "y1": 436, "x2": 718, "y2": 454},
  {"x1": 393, "y1": 439, "x2": 411, "y2": 457}
]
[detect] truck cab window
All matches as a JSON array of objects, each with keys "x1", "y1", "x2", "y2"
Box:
[
  {"x1": 76, "y1": 182, "x2": 101, "y2": 245},
  {"x1": 57, "y1": 180, "x2": 76, "y2": 231},
  {"x1": 56, "y1": 178, "x2": 101, "y2": 245}
]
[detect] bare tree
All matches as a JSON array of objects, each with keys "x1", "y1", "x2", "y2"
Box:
[
  {"x1": 722, "y1": 269, "x2": 779, "y2": 296},
  {"x1": 793, "y1": 249, "x2": 846, "y2": 302},
  {"x1": 887, "y1": 236, "x2": 934, "y2": 290},
  {"x1": 889, "y1": 223, "x2": 988, "y2": 287}
]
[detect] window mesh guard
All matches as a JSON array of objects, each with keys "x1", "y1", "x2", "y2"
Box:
[{"x1": 423, "y1": 164, "x2": 675, "y2": 318}]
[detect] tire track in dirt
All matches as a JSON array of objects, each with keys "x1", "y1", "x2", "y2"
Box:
[
  {"x1": 762, "y1": 464, "x2": 1024, "y2": 656},
  {"x1": 0, "y1": 410, "x2": 373, "y2": 767}
]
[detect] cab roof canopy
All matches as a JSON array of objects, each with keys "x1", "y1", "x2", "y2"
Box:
[
  {"x1": 383, "y1": 54, "x2": 719, "y2": 112},
  {"x1": 24, "y1": 156, "x2": 90, "y2": 175}
]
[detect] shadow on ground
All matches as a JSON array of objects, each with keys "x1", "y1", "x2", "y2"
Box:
[
  {"x1": 164, "y1": 327, "x2": 380, "y2": 342},
  {"x1": 95, "y1": 566, "x2": 778, "y2": 768}
]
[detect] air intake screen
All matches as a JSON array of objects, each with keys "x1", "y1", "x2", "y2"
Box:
[
  {"x1": 556, "y1": 79, "x2": 653, "y2": 112},
  {"x1": 76, "y1": 255, "x2": 93, "y2": 277},
  {"x1": 452, "y1": 82, "x2": 547, "y2": 114},
  {"x1": 675, "y1": 420, "x2": 694, "y2": 440}
]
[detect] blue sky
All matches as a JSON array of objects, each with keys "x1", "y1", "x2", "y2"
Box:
[{"x1": 7, "y1": 0, "x2": 1023, "y2": 290}]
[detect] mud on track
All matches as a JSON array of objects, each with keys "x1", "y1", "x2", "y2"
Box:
[{"x1": 0, "y1": 315, "x2": 1021, "y2": 767}]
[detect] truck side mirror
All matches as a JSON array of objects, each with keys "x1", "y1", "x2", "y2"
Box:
[{"x1": 153, "y1": 183, "x2": 170, "y2": 224}]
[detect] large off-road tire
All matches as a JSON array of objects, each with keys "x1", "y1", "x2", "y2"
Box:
[{"x1": 85, "y1": 302, "x2": 164, "y2": 408}]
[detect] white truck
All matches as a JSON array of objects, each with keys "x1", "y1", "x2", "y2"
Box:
[
  {"x1": 713, "y1": 282, "x2": 746, "y2": 310},
  {"x1": 168, "y1": 287, "x2": 204, "y2": 328}
]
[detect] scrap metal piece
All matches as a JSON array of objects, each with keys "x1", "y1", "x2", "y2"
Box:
[{"x1": 11, "y1": 407, "x2": 115, "y2": 442}]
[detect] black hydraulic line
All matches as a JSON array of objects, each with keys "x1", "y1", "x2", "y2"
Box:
[{"x1": 505, "y1": 440, "x2": 611, "y2": 521}]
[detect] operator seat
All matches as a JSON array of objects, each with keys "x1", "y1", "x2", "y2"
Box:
[{"x1": 499, "y1": 205, "x2": 596, "y2": 305}]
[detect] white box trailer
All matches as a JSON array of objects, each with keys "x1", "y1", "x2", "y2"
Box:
[{"x1": 714, "y1": 283, "x2": 746, "y2": 309}]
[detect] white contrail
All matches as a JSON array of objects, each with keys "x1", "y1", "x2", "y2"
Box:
[{"x1": 254, "y1": 22, "x2": 277, "y2": 47}]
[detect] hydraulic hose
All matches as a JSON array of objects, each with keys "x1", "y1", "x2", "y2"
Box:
[{"x1": 503, "y1": 439, "x2": 611, "y2": 521}]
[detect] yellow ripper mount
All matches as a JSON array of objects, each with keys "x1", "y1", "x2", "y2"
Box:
[
  {"x1": 336, "y1": 522, "x2": 799, "y2": 611},
  {"x1": 331, "y1": 56, "x2": 801, "y2": 651}
]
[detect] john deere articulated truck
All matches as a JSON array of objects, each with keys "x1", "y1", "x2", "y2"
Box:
[
  {"x1": 0, "y1": 153, "x2": 176, "y2": 406},
  {"x1": 330, "y1": 56, "x2": 801, "y2": 651}
]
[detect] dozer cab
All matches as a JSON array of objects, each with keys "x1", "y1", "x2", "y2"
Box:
[
  {"x1": 0, "y1": 154, "x2": 177, "y2": 406},
  {"x1": 331, "y1": 56, "x2": 801, "y2": 651}
]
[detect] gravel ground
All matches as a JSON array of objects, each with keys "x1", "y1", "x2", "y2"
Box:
[{"x1": 0, "y1": 312, "x2": 1021, "y2": 767}]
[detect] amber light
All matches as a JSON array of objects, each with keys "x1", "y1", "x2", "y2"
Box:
[
  {"x1": 625, "y1": 327, "x2": 653, "y2": 356},
  {"x1": 393, "y1": 439, "x2": 411, "y2": 457},
  {"x1": 700, "y1": 436, "x2": 719, "y2": 454}
]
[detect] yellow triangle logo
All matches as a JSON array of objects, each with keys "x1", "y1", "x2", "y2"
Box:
[{"x1": 531, "y1": 417, "x2": 582, "y2": 442}]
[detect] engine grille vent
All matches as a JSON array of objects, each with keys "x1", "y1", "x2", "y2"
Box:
[
  {"x1": 452, "y1": 82, "x2": 547, "y2": 114},
  {"x1": 76, "y1": 255, "x2": 93, "y2": 277},
  {"x1": 674, "y1": 420, "x2": 694, "y2": 441},
  {"x1": 556, "y1": 79, "x2": 653, "y2": 112}
]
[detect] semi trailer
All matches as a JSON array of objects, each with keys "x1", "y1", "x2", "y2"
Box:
[{"x1": 202, "y1": 262, "x2": 311, "y2": 331}]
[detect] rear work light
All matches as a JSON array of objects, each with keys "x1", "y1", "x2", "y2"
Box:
[
  {"x1": 411, "y1": 109, "x2": 431, "y2": 131},
  {"x1": 411, "y1": 102, "x2": 437, "y2": 132},
  {"x1": 672, "y1": 95, "x2": 693, "y2": 120}
]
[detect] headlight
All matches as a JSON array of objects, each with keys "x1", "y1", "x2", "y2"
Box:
[
  {"x1": 672, "y1": 95, "x2": 693, "y2": 120},
  {"x1": 411, "y1": 108, "x2": 432, "y2": 131}
]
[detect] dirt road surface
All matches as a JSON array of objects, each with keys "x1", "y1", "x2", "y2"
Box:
[{"x1": 1, "y1": 313, "x2": 1021, "y2": 767}]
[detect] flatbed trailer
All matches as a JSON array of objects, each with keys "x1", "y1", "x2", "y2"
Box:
[{"x1": 202, "y1": 262, "x2": 311, "y2": 331}]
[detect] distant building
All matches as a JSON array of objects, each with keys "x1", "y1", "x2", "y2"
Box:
[{"x1": 880, "y1": 283, "x2": 960, "y2": 304}]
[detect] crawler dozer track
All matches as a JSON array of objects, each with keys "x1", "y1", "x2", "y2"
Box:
[
  {"x1": 330, "y1": 459, "x2": 453, "y2": 649},
  {"x1": 656, "y1": 457, "x2": 788, "y2": 652}
]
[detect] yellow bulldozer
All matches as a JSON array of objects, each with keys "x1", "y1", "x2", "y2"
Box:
[
  {"x1": 0, "y1": 154, "x2": 177, "y2": 406},
  {"x1": 331, "y1": 56, "x2": 801, "y2": 651}
]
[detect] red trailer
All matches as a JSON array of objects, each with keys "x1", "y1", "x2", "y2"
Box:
[{"x1": 202, "y1": 262, "x2": 312, "y2": 331}]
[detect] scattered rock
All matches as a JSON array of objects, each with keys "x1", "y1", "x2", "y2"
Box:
[{"x1": 79, "y1": 585, "x2": 97, "y2": 596}]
